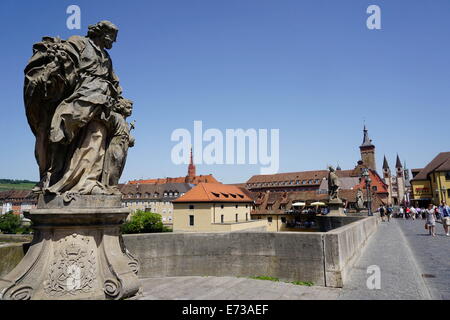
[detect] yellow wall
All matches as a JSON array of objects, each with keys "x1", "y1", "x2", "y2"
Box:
[
  {"x1": 252, "y1": 214, "x2": 291, "y2": 232},
  {"x1": 411, "y1": 171, "x2": 450, "y2": 204},
  {"x1": 411, "y1": 180, "x2": 432, "y2": 200},
  {"x1": 173, "y1": 202, "x2": 263, "y2": 232},
  {"x1": 435, "y1": 172, "x2": 450, "y2": 203}
]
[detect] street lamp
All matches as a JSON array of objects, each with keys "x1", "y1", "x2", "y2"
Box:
[{"x1": 361, "y1": 168, "x2": 373, "y2": 216}]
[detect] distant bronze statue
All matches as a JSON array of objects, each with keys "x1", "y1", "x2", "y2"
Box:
[
  {"x1": 24, "y1": 21, "x2": 134, "y2": 198},
  {"x1": 328, "y1": 166, "x2": 341, "y2": 202}
]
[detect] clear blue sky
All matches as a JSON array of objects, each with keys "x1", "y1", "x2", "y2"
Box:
[{"x1": 0, "y1": 0, "x2": 449, "y2": 184}]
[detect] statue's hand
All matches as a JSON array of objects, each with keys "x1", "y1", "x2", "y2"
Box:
[{"x1": 128, "y1": 135, "x2": 135, "y2": 148}]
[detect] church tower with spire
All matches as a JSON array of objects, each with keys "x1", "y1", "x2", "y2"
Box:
[
  {"x1": 383, "y1": 155, "x2": 393, "y2": 205},
  {"x1": 186, "y1": 147, "x2": 196, "y2": 183},
  {"x1": 395, "y1": 154, "x2": 406, "y2": 205},
  {"x1": 359, "y1": 125, "x2": 377, "y2": 171}
]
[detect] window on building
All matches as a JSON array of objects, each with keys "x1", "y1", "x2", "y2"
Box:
[
  {"x1": 446, "y1": 172, "x2": 450, "y2": 181},
  {"x1": 268, "y1": 217, "x2": 273, "y2": 223},
  {"x1": 221, "y1": 204, "x2": 224, "y2": 209},
  {"x1": 372, "y1": 186, "x2": 378, "y2": 192},
  {"x1": 189, "y1": 205, "x2": 194, "y2": 210},
  {"x1": 235, "y1": 214, "x2": 238, "y2": 222},
  {"x1": 281, "y1": 217, "x2": 286, "y2": 223},
  {"x1": 235, "y1": 205, "x2": 238, "y2": 209},
  {"x1": 189, "y1": 215, "x2": 194, "y2": 226},
  {"x1": 221, "y1": 215, "x2": 224, "y2": 223},
  {"x1": 246, "y1": 213, "x2": 248, "y2": 221},
  {"x1": 448, "y1": 189, "x2": 450, "y2": 198}
]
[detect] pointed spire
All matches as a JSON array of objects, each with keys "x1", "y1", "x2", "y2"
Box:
[
  {"x1": 396, "y1": 154, "x2": 402, "y2": 168},
  {"x1": 383, "y1": 155, "x2": 390, "y2": 170},
  {"x1": 360, "y1": 125, "x2": 374, "y2": 147},
  {"x1": 187, "y1": 147, "x2": 196, "y2": 178}
]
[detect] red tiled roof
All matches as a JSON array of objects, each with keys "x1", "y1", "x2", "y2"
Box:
[
  {"x1": 412, "y1": 152, "x2": 450, "y2": 180},
  {"x1": 128, "y1": 174, "x2": 220, "y2": 185},
  {"x1": 173, "y1": 183, "x2": 253, "y2": 203}
]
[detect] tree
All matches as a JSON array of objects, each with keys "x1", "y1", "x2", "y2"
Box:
[
  {"x1": 121, "y1": 210, "x2": 171, "y2": 234},
  {"x1": 0, "y1": 212, "x2": 22, "y2": 234}
]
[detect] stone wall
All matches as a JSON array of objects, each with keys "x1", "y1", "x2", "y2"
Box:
[
  {"x1": 0, "y1": 216, "x2": 378, "y2": 288},
  {"x1": 323, "y1": 216, "x2": 379, "y2": 287},
  {"x1": 124, "y1": 216, "x2": 379, "y2": 287},
  {"x1": 0, "y1": 243, "x2": 28, "y2": 277},
  {"x1": 124, "y1": 231, "x2": 327, "y2": 285}
]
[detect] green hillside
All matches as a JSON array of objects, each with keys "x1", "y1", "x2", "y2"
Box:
[{"x1": 0, "y1": 179, "x2": 37, "y2": 192}]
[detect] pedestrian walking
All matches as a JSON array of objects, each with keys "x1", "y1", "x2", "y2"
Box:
[
  {"x1": 425, "y1": 204, "x2": 436, "y2": 236},
  {"x1": 439, "y1": 201, "x2": 450, "y2": 236},
  {"x1": 379, "y1": 205, "x2": 386, "y2": 222},
  {"x1": 410, "y1": 206, "x2": 417, "y2": 220},
  {"x1": 406, "y1": 206, "x2": 411, "y2": 219},
  {"x1": 399, "y1": 206, "x2": 404, "y2": 219},
  {"x1": 387, "y1": 206, "x2": 393, "y2": 219},
  {"x1": 416, "y1": 207, "x2": 422, "y2": 219}
]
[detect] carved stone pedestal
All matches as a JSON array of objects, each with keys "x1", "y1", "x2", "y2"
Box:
[
  {"x1": 328, "y1": 199, "x2": 346, "y2": 217},
  {"x1": 0, "y1": 195, "x2": 140, "y2": 300}
]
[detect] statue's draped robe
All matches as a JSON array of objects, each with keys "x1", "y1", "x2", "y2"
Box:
[{"x1": 25, "y1": 35, "x2": 123, "y2": 195}]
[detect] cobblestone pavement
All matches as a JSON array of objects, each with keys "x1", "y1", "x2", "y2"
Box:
[
  {"x1": 338, "y1": 218, "x2": 431, "y2": 300},
  {"x1": 396, "y1": 218, "x2": 450, "y2": 300},
  {"x1": 138, "y1": 276, "x2": 341, "y2": 300}
]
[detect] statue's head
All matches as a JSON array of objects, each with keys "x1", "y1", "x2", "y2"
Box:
[
  {"x1": 328, "y1": 165, "x2": 335, "y2": 172},
  {"x1": 115, "y1": 98, "x2": 133, "y2": 117},
  {"x1": 87, "y1": 21, "x2": 118, "y2": 50}
]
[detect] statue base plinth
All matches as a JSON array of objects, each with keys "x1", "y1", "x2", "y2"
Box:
[
  {"x1": 0, "y1": 195, "x2": 140, "y2": 300},
  {"x1": 328, "y1": 199, "x2": 346, "y2": 217}
]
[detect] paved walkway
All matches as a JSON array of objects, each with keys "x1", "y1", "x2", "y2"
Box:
[
  {"x1": 396, "y1": 218, "x2": 450, "y2": 300},
  {"x1": 337, "y1": 218, "x2": 431, "y2": 300},
  {"x1": 137, "y1": 276, "x2": 341, "y2": 300},
  {"x1": 137, "y1": 218, "x2": 448, "y2": 300}
]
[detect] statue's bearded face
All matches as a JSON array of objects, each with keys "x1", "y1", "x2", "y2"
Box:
[{"x1": 102, "y1": 30, "x2": 117, "y2": 49}]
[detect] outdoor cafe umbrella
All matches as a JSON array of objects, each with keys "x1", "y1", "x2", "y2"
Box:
[
  {"x1": 310, "y1": 202, "x2": 326, "y2": 206},
  {"x1": 292, "y1": 202, "x2": 306, "y2": 207}
]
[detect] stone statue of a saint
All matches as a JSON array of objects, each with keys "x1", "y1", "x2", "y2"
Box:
[
  {"x1": 24, "y1": 21, "x2": 134, "y2": 198},
  {"x1": 355, "y1": 188, "x2": 364, "y2": 211},
  {"x1": 328, "y1": 165, "x2": 341, "y2": 202}
]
